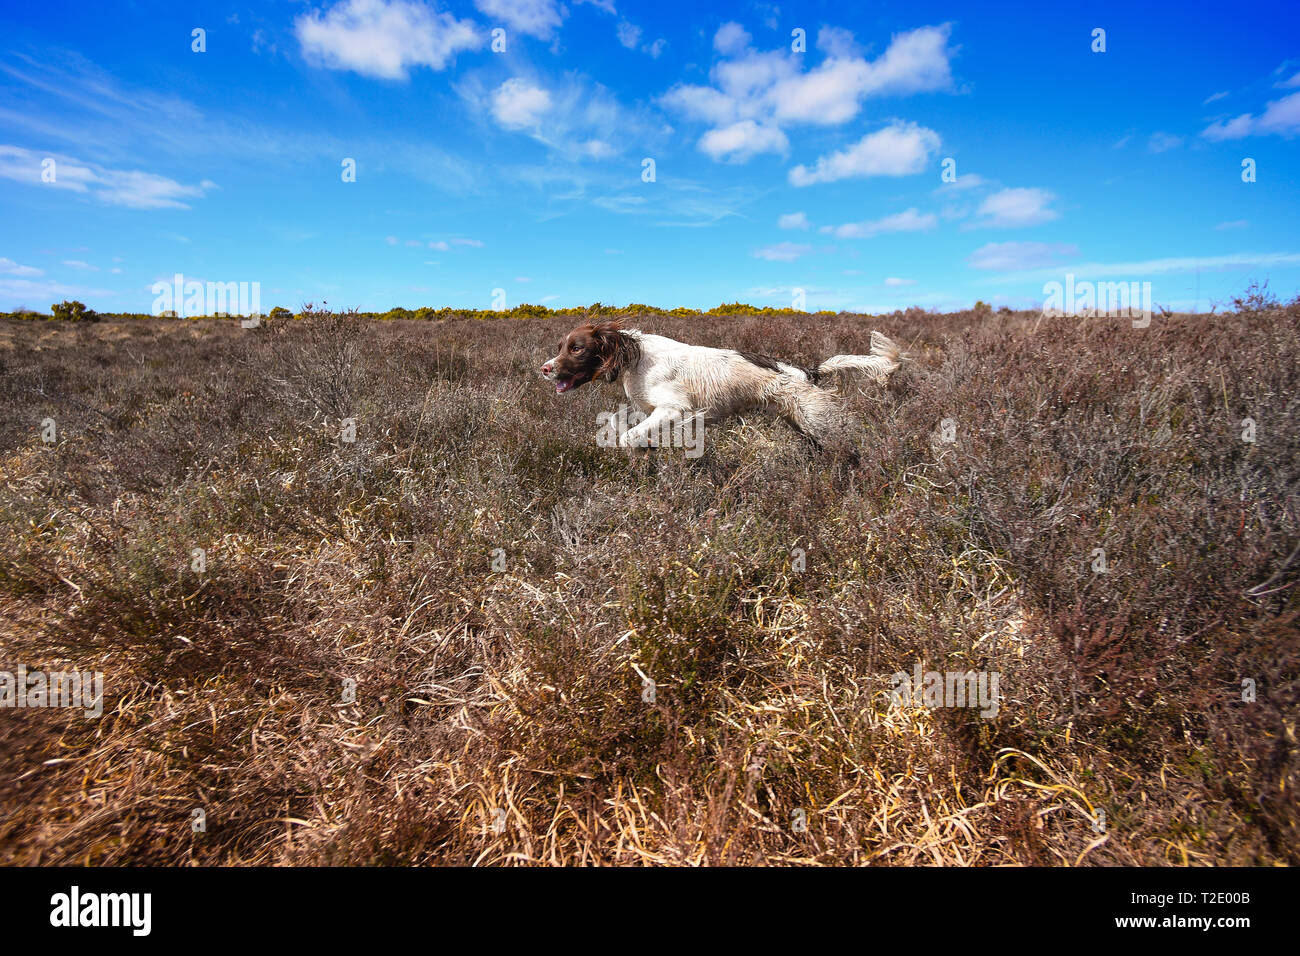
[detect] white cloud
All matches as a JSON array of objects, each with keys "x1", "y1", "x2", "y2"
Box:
[
  {"x1": 771, "y1": 23, "x2": 954, "y2": 122},
  {"x1": 974, "y1": 187, "x2": 1058, "y2": 228},
  {"x1": 754, "y1": 241, "x2": 812, "y2": 261},
  {"x1": 1202, "y1": 90, "x2": 1300, "y2": 139},
  {"x1": 883, "y1": 277, "x2": 916, "y2": 286},
  {"x1": 983, "y1": 251, "x2": 1300, "y2": 284},
  {"x1": 0, "y1": 145, "x2": 214, "y2": 209},
  {"x1": 968, "y1": 240, "x2": 1079, "y2": 271},
  {"x1": 0, "y1": 257, "x2": 43, "y2": 277},
  {"x1": 778, "y1": 211, "x2": 809, "y2": 230},
  {"x1": 98, "y1": 170, "x2": 216, "y2": 208},
  {"x1": 1148, "y1": 131, "x2": 1184, "y2": 152},
  {"x1": 417, "y1": 237, "x2": 482, "y2": 250},
  {"x1": 662, "y1": 24, "x2": 955, "y2": 164},
  {"x1": 1, "y1": 50, "x2": 482, "y2": 194},
  {"x1": 1277, "y1": 70, "x2": 1300, "y2": 88},
  {"x1": 820, "y1": 207, "x2": 936, "y2": 238},
  {"x1": 1214, "y1": 219, "x2": 1249, "y2": 230},
  {"x1": 615, "y1": 19, "x2": 664, "y2": 56},
  {"x1": 62, "y1": 260, "x2": 98, "y2": 271},
  {"x1": 491, "y1": 78, "x2": 553, "y2": 129},
  {"x1": 616, "y1": 20, "x2": 641, "y2": 49},
  {"x1": 587, "y1": 179, "x2": 760, "y2": 228},
  {"x1": 251, "y1": 28, "x2": 278, "y2": 57},
  {"x1": 0, "y1": 276, "x2": 116, "y2": 309},
  {"x1": 592, "y1": 194, "x2": 648, "y2": 213},
  {"x1": 1203, "y1": 91, "x2": 1229, "y2": 104},
  {"x1": 296, "y1": 0, "x2": 481, "y2": 80},
  {"x1": 789, "y1": 121, "x2": 939, "y2": 186},
  {"x1": 698, "y1": 119, "x2": 788, "y2": 162},
  {"x1": 466, "y1": 73, "x2": 651, "y2": 158},
  {"x1": 714, "y1": 22, "x2": 752, "y2": 56},
  {"x1": 816, "y1": 26, "x2": 861, "y2": 59},
  {"x1": 934, "y1": 172, "x2": 987, "y2": 192},
  {"x1": 473, "y1": 0, "x2": 563, "y2": 40}
]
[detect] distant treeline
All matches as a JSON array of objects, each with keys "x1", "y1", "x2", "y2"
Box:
[{"x1": 2, "y1": 300, "x2": 980, "y2": 323}]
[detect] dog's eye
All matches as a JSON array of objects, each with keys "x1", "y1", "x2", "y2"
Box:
[{"x1": 570, "y1": 344, "x2": 583, "y2": 352}]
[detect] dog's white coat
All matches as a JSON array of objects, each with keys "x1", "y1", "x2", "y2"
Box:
[{"x1": 610, "y1": 330, "x2": 901, "y2": 446}]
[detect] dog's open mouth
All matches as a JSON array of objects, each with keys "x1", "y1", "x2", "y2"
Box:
[{"x1": 554, "y1": 375, "x2": 585, "y2": 394}]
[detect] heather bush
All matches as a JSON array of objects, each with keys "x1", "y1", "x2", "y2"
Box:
[{"x1": 0, "y1": 303, "x2": 1295, "y2": 865}]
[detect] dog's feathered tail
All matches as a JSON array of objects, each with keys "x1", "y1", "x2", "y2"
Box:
[{"x1": 816, "y1": 331, "x2": 901, "y2": 383}]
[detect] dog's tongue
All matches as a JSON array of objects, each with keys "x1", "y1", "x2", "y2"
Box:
[{"x1": 555, "y1": 380, "x2": 574, "y2": 393}]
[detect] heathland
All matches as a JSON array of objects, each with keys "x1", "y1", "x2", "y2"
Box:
[{"x1": 0, "y1": 297, "x2": 1295, "y2": 864}]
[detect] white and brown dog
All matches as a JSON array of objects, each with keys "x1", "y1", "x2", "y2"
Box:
[{"x1": 540, "y1": 320, "x2": 900, "y2": 447}]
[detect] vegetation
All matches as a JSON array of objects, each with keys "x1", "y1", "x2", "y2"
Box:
[
  {"x1": 49, "y1": 300, "x2": 99, "y2": 323},
  {"x1": 0, "y1": 298, "x2": 1296, "y2": 865},
  {"x1": 5, "y1": 300, "x2": 847, "y2": 324}
]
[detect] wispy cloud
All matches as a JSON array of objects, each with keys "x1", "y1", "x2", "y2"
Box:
[
  {"x1": 1148, "y1": 131, "x2": 1184, "y2": 153},
  {"x1": 473, "y1": 0, "x2": 563, "y2": 40},
  {"x1": 971, "y1": 187, "x2": 1058, "y2": 228},
  {"x1": 0, "y1": 51, "x2": 480, "y2": 193},
  {"x1": 0, "y1": 145, "x2": 216, "y2": 209},
  {"x1": 461, "y1": 72, "x2": 654, "y2": 160},
  {"x1": 428, "y1": 237, "x2": 485, "y2": 250},
  {"x1": 754, "y1": 241, "x2": 813, "y2": 261},
  {"x1": 616, "y1": 20, "x2": 641, "y2": 49},
  {"x1": 0, "y1": 256, "x2": 42, "y2": 277},
  {"x1": 1202, "y1": 90, "x2": 1300, "y2": 139},
  {"x1": 985, "y1": 251, "x2": 1300, "y2": 284},
  {"x1": 933, "y1": 172, "x2": 987, "y2": 193},
  {"x1": 968, "y1": 241, "x2": 1079, "y2": 271},
  {"x1": 576, "y1": 172, "x2": 759, "y2": 228},
  {"x1": 614, "y1": 18, "x2": 666, "y2": 57},
  {"x1": 0, "y1": 276, "x2": 116, "y2": 305},
  {"x1": 820, "y1": 207, "x2": 937, "y2": 238}
]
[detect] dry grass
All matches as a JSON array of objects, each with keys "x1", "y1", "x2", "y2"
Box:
[{"x1": 0, "y1": 302, "x2": 1296, "y2": 865}]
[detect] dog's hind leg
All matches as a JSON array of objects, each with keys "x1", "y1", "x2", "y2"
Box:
[{"x1": 766, "y1": 380, "x2": 841, "y2": 443}]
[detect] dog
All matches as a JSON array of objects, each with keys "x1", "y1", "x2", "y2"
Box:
[{"x1": 540, "y1": 320, "x2": 900, "y2": 448}]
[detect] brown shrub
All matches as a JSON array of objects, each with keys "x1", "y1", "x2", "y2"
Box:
[{"x1": 0, "y1": 303, "x2": 1295, "y2": 865}]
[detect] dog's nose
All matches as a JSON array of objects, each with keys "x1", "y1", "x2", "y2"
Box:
[{"x1": 541, "y1": 361, "x2": 552, "y2": 374}]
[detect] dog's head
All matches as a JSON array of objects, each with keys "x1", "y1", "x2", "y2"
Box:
[{"x1": 540, "y1": 320, "x2": 640, "y2": 394}]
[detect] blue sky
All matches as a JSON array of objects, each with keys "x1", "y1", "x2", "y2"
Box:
[{"x1": 1, "y1": 0, "x2": 1298, "y2": 314}]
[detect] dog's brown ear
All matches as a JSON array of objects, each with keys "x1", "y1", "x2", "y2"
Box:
[{"x1": 592, "y1": 320, "x2": 639, "y2": 383}]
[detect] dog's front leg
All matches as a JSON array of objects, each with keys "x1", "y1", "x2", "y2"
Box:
[{"x1": 618, "y1": 406, "x2": 682, "y2": 454}]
